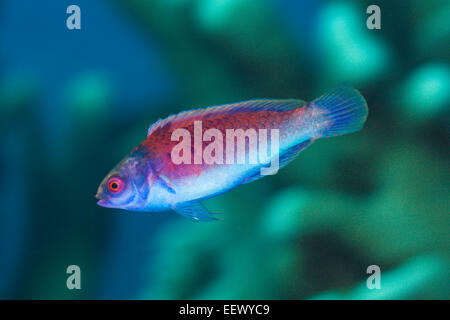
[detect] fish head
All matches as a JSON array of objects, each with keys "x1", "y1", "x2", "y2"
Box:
[{"x1": 96, "y1": 150, "x2": 152, "y2": 211}]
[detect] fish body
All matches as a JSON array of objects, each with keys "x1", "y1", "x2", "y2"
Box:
[{"x1": 96, "y1": 85, "x2": 368, "y2": 221}]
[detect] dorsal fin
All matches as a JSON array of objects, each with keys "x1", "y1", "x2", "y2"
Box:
[{"x1": 147, "y1": 99, "x2": 306, "y2": 137}]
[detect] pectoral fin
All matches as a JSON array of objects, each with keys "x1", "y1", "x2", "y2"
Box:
[
  {"x1": 174, "y1": 201, "x2": 222, "y2": 222},
  {"x1": 156, "y1": 174, "x2": 176, "y2": 194}
]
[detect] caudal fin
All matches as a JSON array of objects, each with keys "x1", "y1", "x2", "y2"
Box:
[{"x1": 309, "y1": 84, "x2": 368, "y2": 138}]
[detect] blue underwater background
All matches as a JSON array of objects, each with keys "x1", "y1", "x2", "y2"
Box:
[{"x1": 0, "y1": 0, "x2": 449, "y2": 299}]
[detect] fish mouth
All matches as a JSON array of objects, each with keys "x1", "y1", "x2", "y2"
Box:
[
  {"x1": 95, "y1": 193, "x2": 114, "y2": 208},
  {"x1": 97, "y1": 199, "x2": 114, "y2": 208}
]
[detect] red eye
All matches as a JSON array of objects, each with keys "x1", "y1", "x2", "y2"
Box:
[{"x1": 108, "y1": 177, "x2": 123, "y2": 193}]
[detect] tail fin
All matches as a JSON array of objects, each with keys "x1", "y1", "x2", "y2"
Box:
[{"x1": 308, "y1": 84, "x2": 368, "y2": 138}]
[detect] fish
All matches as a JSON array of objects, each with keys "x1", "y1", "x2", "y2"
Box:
[{"x1": 95, "y1": 84, "x2": 368, "y2": 222}]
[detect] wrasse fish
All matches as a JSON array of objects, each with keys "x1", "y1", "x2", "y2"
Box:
[{"x1": 96, "y1": 85, "x2": 368, "y2": 221}]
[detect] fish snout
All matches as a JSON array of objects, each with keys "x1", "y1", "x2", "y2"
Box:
[
  {"x1": 97, "y1": 199, "x2": 113, "y2": 208},
  {"x1": 95, "y1": 192, "x2": 112, "y2": 207}
]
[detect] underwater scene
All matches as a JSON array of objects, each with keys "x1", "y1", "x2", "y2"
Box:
[{"x1": 0, "y1": 0, "x2": 449, "y2": 300}]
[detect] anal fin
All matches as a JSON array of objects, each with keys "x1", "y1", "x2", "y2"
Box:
[
  {"x1": 278, "y1": 138, "x2": 313, "y2": 169},
  {"x1": 242, "y1": 138, "x2": 314, "y2": 185}
]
